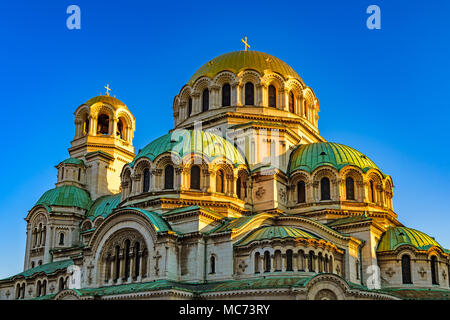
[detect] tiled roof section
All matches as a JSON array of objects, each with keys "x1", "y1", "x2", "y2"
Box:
[
  {"x1": 288, "y1": 142, "x2": 381, "y2": 175},
  {"x1": 35, "y1": 186, "x2": 92, "y2": 210},
  {"x1": 86, "y1": 194, "x2": 122, "y2": 220},
  {"x1": 121, "y1": 207, "x2": 172, "y2": 233},
  {"x1": 234, "y1": 225, "x2": 318, "y2": 247},
  {"x1": 188, "y1": 51, "x2": 303, "y2": 85},
  {"x1": 130, "y1": 129, "x2": 246, "y2": 168},
  {"x1": 1, "y1": 259, "x2": 73, "y2": 281},
  {"x1": 207, "y1": 213, "x2": 272, "y2": 234},
  {"x1": 60, "y1": 157, "x2": 84, "y2": 166},
  {"x1": 379, "y1": 288, "x2": 450, "y2": 300},
  {"x1": 326, "y1": 215, "x2": 372, "y2": 227},
  {"x1": 163, "y1": 205, "x2": 224, "y2": 219},
  {"x1": 377, "y1": 226, "x2": 443, "y2": 252}
]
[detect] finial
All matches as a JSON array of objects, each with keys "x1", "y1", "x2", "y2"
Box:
[
  {"x1": 104, "y1": 83, "x2": 111, "y2": 96},
  {"x1": 241, "y1": 36, "x2": 250, "y2": 51}
]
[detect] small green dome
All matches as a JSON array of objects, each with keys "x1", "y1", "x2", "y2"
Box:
[
  {"x1": 188, "y1": 51, "x2": 303, "y2": 85},
  {"x1": 86, "y1": 194, "x2": 122, "y2": 220},
  {"x1": 288, "y1": 142, "x2": 380, "y2": 175},
  {"x1": 60, "y1": 157, "x2": 84, "y2": 166},
  {"x1": 35, "y1": 186, "x2": 92, "y2": 210},
  {"x1": 130, "y1": 129, "x2": 246, "y2": 167},
  {"x1": 235, "y1": 226, "x2": 318, "y2": 247},
  {"x1": 377, "y1": 226, "x2": 442, "y2": 252}
]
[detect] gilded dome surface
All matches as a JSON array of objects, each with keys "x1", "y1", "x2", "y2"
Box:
[
  {"x1": 130, "y1": 129, "x2": 246, "y2": 167},
  {"x1": 188, "y1": 51, "x2": 303, "y2": 85},
  {"x1": 288, "y1": 142, "x2": 380, "y2": 175},
  {"x1": 84, "y1": 95, "x2": 127, "y2": 108},
  {"x1": 377, "y1": 226, "x2": 442, "y2": 252}
]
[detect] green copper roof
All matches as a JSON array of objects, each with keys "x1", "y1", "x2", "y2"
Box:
[
  {"x1": 86, "y1": 194, "x2": 122, "y2": 220},
  {"x1": 377, "y1": 226, "x2": 442, "y2": 252},
  {"x1": 120, "y1": 207, "x2": 172, "y2": 233},
  {"x1": 130, "y1": 129, "x2": 246, "y2": 167},
  {"x1": 288, "y1": 142, "x2": 381, "y2": 175},
  {"x1": 60, "y1": 157, "x2": 84, "y2": 166},
  {"x1": 188, "y1": 51, "x2": 303, "y2": 85},
  {"x1": 1, "y1": 259, "x2": 73, "y2": 281},
  {"x1": 235, "y1": 226, "x2": 318, "y2": 247},
  {"x1": 35, "y1": 186, "x2": 92, "y2": 210}
]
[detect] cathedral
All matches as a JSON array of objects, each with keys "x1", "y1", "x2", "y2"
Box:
[{"x1": 1, "y1": 48, "x2": 449, "y2": 300}]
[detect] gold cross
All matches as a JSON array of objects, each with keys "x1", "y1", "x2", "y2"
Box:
[
  {"x1": 104, "y1": 83, "x2": 111, "y2": 96},
  {"x1": 241, "y1": 36, "x2": 250, "y2": 51}
]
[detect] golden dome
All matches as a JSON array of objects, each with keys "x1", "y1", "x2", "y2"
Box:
[
  {"x1": 188, "y1": 51, "x2": 303, "y2": 85},
  {"x1": 84, "y1": 95, "x2": 127, "y2": 109}
]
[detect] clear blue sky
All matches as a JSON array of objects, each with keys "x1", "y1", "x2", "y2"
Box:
[{"x1": 0, "y1": 0, "x2": 449, "y2": 278}]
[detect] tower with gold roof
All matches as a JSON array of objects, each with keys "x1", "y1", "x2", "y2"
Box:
[{"x1": 69, "y1": 91, "x2": 136, "y2": 199}]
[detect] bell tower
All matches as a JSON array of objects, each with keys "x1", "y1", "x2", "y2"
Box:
[{"x1": 69, "y1": 90, "x2": 136, "y2": 200}]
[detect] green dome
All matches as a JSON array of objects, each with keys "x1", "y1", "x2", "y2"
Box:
[
  {"x1": 377, "y1": 226, "x2": 442, "y2": 252},
  {"x1": 235, "y1": 226, "x2": 318, "y2": 247},
  {"x1": 60, "y1": 157, "x2": 84, "y2": 166},
  {"x1": 288, "y1": 142, "x2": 380, "y2": 175},
  {"x1": 130, "y1": 129, "x2": 246, "y2": 167},
  {"x1": 188, "y1": 51, "x2": 303, "y2": 85},
  {"x1": 86, "y1": 194, "x2": 122, "y2": 220},
  {"x1": 35, "y1": 186, "x2": 92, "y2": 210}
]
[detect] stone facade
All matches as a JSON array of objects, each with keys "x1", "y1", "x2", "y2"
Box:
[{"x1": 0, "y1": 50, "x2": 448, "y2": 300}]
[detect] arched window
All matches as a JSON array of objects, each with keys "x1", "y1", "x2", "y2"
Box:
[
  {"x1": 254, "y1": 252, "x2": 260, "y2": 273},
  {"x1": 222, "y1": 84, "x2": 231, "y2": 106},
  {"x1": 210, "y1": 256, "x2": 216, "y2": 274},
  {"x1": 236, "y1": 177, "x2": 242, "y2": 199},
  {"x1": 143, "y1": 168, "x2": 150, "y2": 192},
  {"x1": 164, "y1": 165, "x2": 174, "y2": 189},
  {"x1": 264, "y1": 251, "x2": 271, "y2": 272},
  {"x1": 188, "y1": 97, "x2": 192, "y2": 116},
  {"x1": 97, "y1": 114, "x2": 110, "y2": 135},
  {"x1": 61, "y1": 168, "x2": 64, "y2": 180},
  {"x1": 117, "y1": 119, "x2": 124, "y2": 139},
  {"x1": 401, "y1": 254, "x2": 412, "y2": 284},
  {"x1": 58, "y1": 277, "x2": 65, "y2": 292},
  {"x1": 83, "y1": 116, "x2": 90, "y2": 135},
  {"x1": 297, "y1": 181, "x2": 306, "y2": 203},
  {"x1": 190, "y1": 165, "x2": 201, "y2": 190},
  {"x1": 346, "y1": 177, "x2": 355, "y2": 200},
  {"x1": 31, "y1": 261, "x2": 35, "y2": 269},
  {"x1": 216, "y1": 170, "x2": 224, "y2": 193},
  {"x1": 20, "y1": 283, "x2": 25, "y2": 299},
  {"x1": 245, "y1": 82, "x2": 254, "y2": 105},
  {"x1": 33, "y1": 228, "x2": 38, "y2": 247},
  {"x1": 77, "y1": 168, "x2": 81, "y2": 181},
  {"x1": 268, "y1": 85, "x2": 276, "y2": 107},
  {"x1": 286, "y1": 249, "x2": 293, "y2": 271},
  {"x1": 308, "y1": 251, "x2": 315, "y2": 272},
  {"x1": 320, "y1": 177, "x2": 331, "y2": 200},
  {"x1": 38, "y1": 223, "x2": 43, "y2": 246},
  {"x1": 38, "y1": 260, "x2": 42, "y2": 266},
  {"x1": 36, "y1": 281, "x2": 41, "y2": 297},
  {"x1": 15, "y1": 284, "x2": 20, "y2": 299},
  {"x1": 370, "y1": 180, "x2": 375, "y2": 202},
  {"x1": 304, "y1": 100, "x2": 308, "y2": 119},
  {"x1": 431, "y1": 256, "x2": 439, "y2": 285},
  {"x1": 114, "y1": 245, "x2": 120, "y2": 281},
  {"x1": 134, "y1": 242, "x2": 141, "y2": 278},
  {"x1": 289, "y1": 91, "x2": 295, "y2": 113},
  {"x1": 202, "y1": 88, "x2": 209, "y2": 112},
  {"x1": 59, "y1": 233, "x2": 64, "y2": 245},
  {"x1": 42, "y1": 280, "x2": 47, "y2": 296},
  {"x1": 124, "y1": 240, "x2": 131, "y2": 279}
]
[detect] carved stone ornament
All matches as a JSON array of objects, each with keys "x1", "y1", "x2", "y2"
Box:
[{"x1": 255, "y1": 186, "x2": 266, "y2": 199}]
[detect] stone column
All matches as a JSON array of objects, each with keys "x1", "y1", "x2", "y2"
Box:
[
  {"x1": 192, "y1": 92, "x2": 200, "y2": 114},
  {"x1": 210, "y1": 85, "x2": 220, "y2": 109}
]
